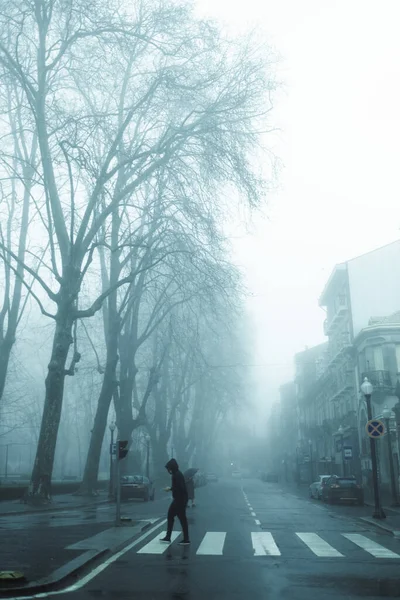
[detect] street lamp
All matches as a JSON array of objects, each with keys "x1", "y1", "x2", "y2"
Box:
[
  {"x1": 108, "y1": 422, "x2": 116, "y2": 498},
  {"x1": 338, "y1": 425, "x2": 345, "y2": 476},
  {"x1": 145, "y1": 434, "x2": 150, "y2": 479},
  {"x1": 361, "y1": 377, "x2": 386, "y2": 519},
  {"x1": 382, "y1": 405, "x2": 400, "y2": 507}
]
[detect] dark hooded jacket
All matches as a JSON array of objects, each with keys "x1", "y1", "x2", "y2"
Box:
[{"x1": 165, "y1": 458, "x2": 188, "y2": 506}]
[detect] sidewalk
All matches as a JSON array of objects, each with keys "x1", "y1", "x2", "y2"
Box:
[
  {"x1": 360, "y1": 513, "x2": 400, "y2": 537},
  {"x1": 275, "y1": 479, "x2": 400, "y2": 534},
  {"x1": 0, "y1": 490, "x2": 111, "y2": 516},
  {"x1": 0, "y1": 499, "x2": 159, "y2": 596}
]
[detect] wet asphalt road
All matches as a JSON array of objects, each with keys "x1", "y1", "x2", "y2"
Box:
[{"x1": 40, "y1": 478, "x2": 400, "y2": 599}]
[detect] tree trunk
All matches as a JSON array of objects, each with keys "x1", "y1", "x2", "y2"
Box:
[
  {"x1": 28, "y1": 308, "x2": 74, "y2": 502},
  {"x1": 0, "y1": 337, "x2": 13, "y2": 401},
  {"x1": 79, "y1": 327, "x2": 119, "y2": 495}
]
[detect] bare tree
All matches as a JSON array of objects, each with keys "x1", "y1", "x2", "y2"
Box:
[
  {"x1": 0, "y1": 80, "x2": 38, "y2": 403},
  {"x1": 0, "y1": 0, "x2": 275, "y2": 501}
]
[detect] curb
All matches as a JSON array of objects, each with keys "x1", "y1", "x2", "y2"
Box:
[
  {"x1": 0, "y1": 520, "x2": 156, "y2": 597},
  {"x1": 0, "y1": 498, "x2": 112, "y2": 517},
  {"x1": 359, "y1": 516, "x2": 400, "y2": 537}
]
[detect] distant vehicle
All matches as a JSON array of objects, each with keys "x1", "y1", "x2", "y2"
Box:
[
  {"x1": 309, "y1": 475, "x2": 330, "y2": 499},
  {"x1": 232, "y1": 470, "x2": 242, "y2": 478},
  {"x1": 261, "y1": 472, "x2": 278, "y2": 483},
  {"x1": 120, "y1": 475, "x2": 155, "y2": 502},
  {"x1": 194, "y1": 471, "x2": 207, "y2": 487},
  {"x1": 321, "y1": 475, "x2": 363, "y2": 505},
  {"x1": 206, "y1": 473, "x2": 218, "y2": 482},
  {"x1": 240, "y1": 468, "x2": 252, "y2": 478}
]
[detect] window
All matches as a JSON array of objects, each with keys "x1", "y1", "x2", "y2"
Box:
[{"x1": 373, "y1": 346, "x2": 384, "y2": 371}]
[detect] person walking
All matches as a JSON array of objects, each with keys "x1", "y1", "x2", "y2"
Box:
[
  {"x1": 160, "y1": 458, "x2": 190, "y2": 545},
  {"x1": 185, "y1": 473, "x2": 196, "y2": 508}
]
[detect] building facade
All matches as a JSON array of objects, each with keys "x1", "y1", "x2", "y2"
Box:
[
  {"x1": 268, "y1": 241, "x2": 400, "y2": 493},
  {"x1": 354, "y1": 312, "x2": 400, "y2": 491}
]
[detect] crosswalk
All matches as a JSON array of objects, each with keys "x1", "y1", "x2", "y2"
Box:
[{"x1": 135, "y1": 530, "x2": 400, "y2": 560}]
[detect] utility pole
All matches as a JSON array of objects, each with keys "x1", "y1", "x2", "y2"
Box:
[
  {"x1": 116, "y1": 440, "x2": 128, "y2": 526},
  {"x1": 109, "y1": 422, "x2": 116, "y2": 498},
  {"x1": 146, "y1": 435, "x2": 150, "y2": 479}
]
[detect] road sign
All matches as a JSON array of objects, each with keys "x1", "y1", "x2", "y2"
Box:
[
  {"x1": 343, "y1": 446, "x2": 353, "y2": 460},
  {"x1": 118, "y1": 440, "x2": 129, "y2": 460},
  {"x1": 110, "y1": 442, "x2": 116, "y2": 456},
  {"x1": 366, "y1": 419, "x2": 385, "y2": 438}
]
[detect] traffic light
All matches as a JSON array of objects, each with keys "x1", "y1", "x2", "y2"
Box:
[{"x1": 118, "y1": 440, "x2": 129, "y2": 460}]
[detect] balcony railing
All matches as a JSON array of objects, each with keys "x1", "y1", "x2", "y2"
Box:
[
  {"x1": 325, "y1": 295, "x2": 349, "y2": 336},
  {"x1": 361, "y1": 370, "x2": 392, "y2": 390}
]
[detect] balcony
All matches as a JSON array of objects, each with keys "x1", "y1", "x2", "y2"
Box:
[
  {"x1": 324, "y1": 295, "x2": 349, "y2": 336},
  {"x1": 329, "y1": 372, "x2": 355, "y2": 403},
  {"x1": 327, "y1": 333, "x2": 352, "y2": 368},
  {"x1": 361, "y1": 370, "x2": 392, "y2": 391}
]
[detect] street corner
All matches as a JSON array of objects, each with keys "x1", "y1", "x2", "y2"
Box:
[
  {"x1": 0, "y1": 518, "x2": 162, "y2": 597},
  {"x1": 0, "y1": 549, "x2": 107, "y2": 598}
]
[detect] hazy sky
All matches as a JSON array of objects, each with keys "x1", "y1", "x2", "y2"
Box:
[{"x1": 195, "y1": 0, "x2": 400, "y2": 415}]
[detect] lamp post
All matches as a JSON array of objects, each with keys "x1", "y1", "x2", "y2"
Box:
[
  {"x1": 338, "y1": 425, "x2": 345, "y2": 476},
  {"x1": 109, "y1": 422, "x2": 116, "y2": 498},
  {"x1": 4, "y1": 444, "x2": 9, "y2": 480},
  {"x1": 361, "y1": 377, "x2": 386, "y2": 519},
  {"x1": 309, "y1": 439, "x2": 313, "y2": 482},
  {"x1": 145, "y1": 434, "x2": 150, "y2": 479},
  {"x1": 382, "y1": 405, "x2": 400, "y2": 507}
]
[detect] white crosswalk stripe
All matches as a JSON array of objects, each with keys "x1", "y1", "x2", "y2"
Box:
[
  {"x1": 137, "y1": 531, "x2": 180, "y2": 554},
  {"x1": 342, "y1": 533, "x2": 400, "y2": 559},
  {"x1": 196, "y1": 532, "x2": 226, "y2": 555},
  {"x1": 296, "y1": 533, "x2": 344, "y2": 557},
  {"x1": 251, "y1": 532, "x2": 281, "y2": 556},
  {"x1": 135, "y1": 529, "x2": 400, "y2": 559}
]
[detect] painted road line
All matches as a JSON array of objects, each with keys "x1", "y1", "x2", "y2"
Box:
[
  {"x1": 296, "y1": 533, "x2": 343, "y2": 558},
  {"x1": 251, "y1": 511, "x2": 256, "y2": 517},
  {"x1": 137, "y1": 531, "x2": 180, "y2": 554},
  {"x1": 196, "y1": 532, "x2": 226, "y2": 555},
  {"x1": 343, "y1": 534, "x2": 400, "y2": 559},
  {"x1": 255, "y1": 519, "x2": 261, "y2": 526},
  {"x1": 251, "y1": 532, "x2": 281, "y2": 556}
]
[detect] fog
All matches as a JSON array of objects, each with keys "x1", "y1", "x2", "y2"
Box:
[
  {"x1": 0, "y1": 0, "x2": 399, "y2": 494},
  {"x1": 196, "y1": 0, "x2": 400, "y2": 417}
]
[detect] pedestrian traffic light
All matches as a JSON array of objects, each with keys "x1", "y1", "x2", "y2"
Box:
[{"x1": 118, "y1": 440, "x2": 129, "y2": 460}]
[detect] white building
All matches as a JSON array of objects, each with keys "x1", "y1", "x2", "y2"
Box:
[{"x1": 319, "y1": 240, "x2": 400, "y2": 487}]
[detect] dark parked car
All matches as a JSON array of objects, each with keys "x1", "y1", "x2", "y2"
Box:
[
  {"x1": 321, "y1": 475, "x2": 363, "y2": 505},
  {"x1": 261, "y1": 472, "x2": 279, "y2": 483},
  {"x1": 120, "y1": 475, "x2": 155, "y2": 502}
]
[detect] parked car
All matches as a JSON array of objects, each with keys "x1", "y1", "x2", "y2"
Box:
[
  {"x1": 120, "y1": 475, "x2": 155, "y2": 502},
  {"x1": 261, "y1": 472, "x2": 278, "y2": 483},
  {"x1": 309, "y1": 475, "x2": 331, "y2": 500},
  {"x1": 321, "y1": 475, "x2": 363, "y2": 505},
  {"x1": 194, "y1": 471, "x2": 208, "y2": 487},
  {"x1": 206, "y1": 473, "x2": 219, "y2": 482}
]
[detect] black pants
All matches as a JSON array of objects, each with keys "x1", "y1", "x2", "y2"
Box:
[{"x1": 167, "y1": 500, "x2": 189, "y2": 541}]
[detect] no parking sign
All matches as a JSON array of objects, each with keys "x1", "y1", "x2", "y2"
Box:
[{"x1": 366, "y1": 419, "x2": 385, "y2": 438}]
